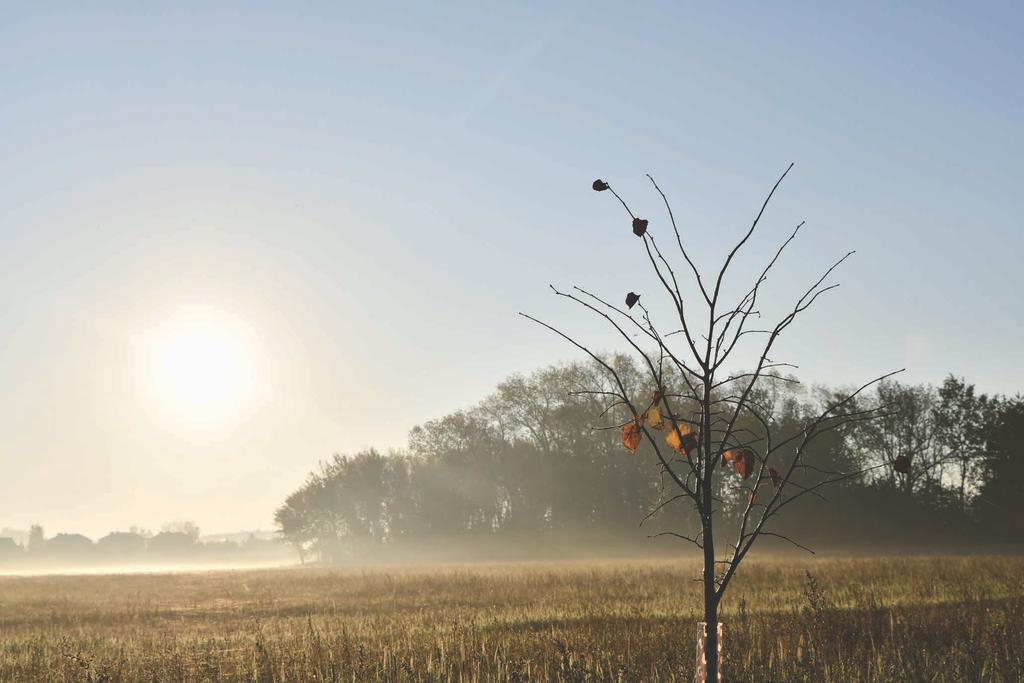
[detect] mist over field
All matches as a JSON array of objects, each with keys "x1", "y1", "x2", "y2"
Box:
[{"x1": 4, "y1": 361, "x2": 1022, "y2": 581}]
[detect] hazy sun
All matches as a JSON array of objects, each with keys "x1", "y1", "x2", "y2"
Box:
[{"x1": 143, "y1": 311, "x2": 257, "y2": 424}]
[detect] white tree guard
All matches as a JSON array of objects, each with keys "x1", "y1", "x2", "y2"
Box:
[{"x1": 695, "y1": 621, "x2": 723, "y2": 683}]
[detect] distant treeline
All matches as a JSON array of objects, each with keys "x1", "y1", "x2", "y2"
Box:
[
  {"x1": 0, "y1": 522, "x2": 289, "y2": 565},
  {"x1": 276, "y1": 358, "x2": 1024, "y2": 563}
]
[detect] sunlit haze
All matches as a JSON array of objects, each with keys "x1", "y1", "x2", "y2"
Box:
[{"x1": 141, "y1": 308, "x2": 259, "y2": 425}]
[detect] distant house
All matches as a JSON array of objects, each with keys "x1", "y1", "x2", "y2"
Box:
[
  {"x1": 97, "y1": 532, "x2": 147, "y2": 557},
  {"x1": 0, "y1": 527, "x2": 28, "y2": 547},
  {"x1": 45, "y1": 533, "x2": 95, "y2": 557},
  {"x1": 0, "y1": 537, "x2": 21, "y2": 560},
  {"x1": 147, "y1": 531, "x2": 198, "y2": 557}
]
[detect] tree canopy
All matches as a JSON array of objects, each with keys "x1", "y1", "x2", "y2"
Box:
[{"x1": 276, "y1": 361, "x2": 1021, "y2": 563}]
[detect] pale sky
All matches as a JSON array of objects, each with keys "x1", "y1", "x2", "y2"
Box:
[{"x1": 1, "y1": 3, "x2": 1022, "y2": 537}]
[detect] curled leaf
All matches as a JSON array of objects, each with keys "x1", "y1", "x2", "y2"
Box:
[
  {"x1": 592, "y1": 179, "x2": 609, "y2": 192},
  {"x1": 632, "y1": 218, "x2": 648, "y2": 237},
  {"x1": 733, "y1": 448, "x2": 755, "y2": 480},
  {"x1": 666, "y1": 425, "x2": 698, "y2": 456},
  {"x1": 665, "y1": 427, "x2": 684, "y2": 453},
  {"x1": 625, "y1": 292, "x2": 641, "y2": 309},
  {"x1": 646, "y1": 406, "x2": 664, "y2": 430},
  {"x1": 893, "y1": 455, "x2": 911, "y2": 474},
  {"x1": 769, "y1": 467, "x2": 782, "y2": 488},
  {"x1": 620, "y1": 422, "x2": 642, "y2": 453}
]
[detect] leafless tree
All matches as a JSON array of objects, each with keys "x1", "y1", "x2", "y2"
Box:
[{"x1": 521, "y1": 165, "x2": 900, "y2": 681}]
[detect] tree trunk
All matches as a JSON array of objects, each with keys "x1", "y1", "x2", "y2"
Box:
[
  {"x1": 702, "y1": 519, "x2": 720, "y2": 681},
  {"x1": 959, "y1": 460, "x2": 968, "y2": 512},
  {"x1": 703, "y1": 591, "x2": 720, "y2": 680},
  {"x1": 701, "y1": 378, "x2": 720, "y2": 682}
]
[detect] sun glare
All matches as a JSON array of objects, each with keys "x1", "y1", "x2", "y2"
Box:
[{"x1": 143, "y1": 311, "x2": 257, "y2": 425}]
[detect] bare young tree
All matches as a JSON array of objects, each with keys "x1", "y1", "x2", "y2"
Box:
[{"x1": 522, "y1": 165, "x2": 900, "y2": 682}]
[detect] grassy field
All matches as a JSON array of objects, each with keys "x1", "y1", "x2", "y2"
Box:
[{"x1": 1, "y1": 555, "x2": 1022, "y2": 682}]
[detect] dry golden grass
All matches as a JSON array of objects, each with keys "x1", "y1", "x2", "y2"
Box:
[{"x1": 1, "y1": 555, "x2": 1022, "y2": 682}]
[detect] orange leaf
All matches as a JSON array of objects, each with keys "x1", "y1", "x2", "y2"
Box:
[
  {"x1": 666, "y1": 425, "x2": 698, "y2": 456},
  {"x1": 646, "y1": 406, "x2": 664, "y2": 430},
  {"x1": 733, "y1": 448, "x2": 755, "y2": 480},
  {"x1": 621, "y1": 422, "x2": 642, "y2": 453},
  {"x1": 721, "y1": 449, "x2": 734, "y2": 466},
  {"x1": 769, "y1": 467, "x2": 782, "y2": 488},
  {"x1": 665, "y1": 428, "x2": 683, "y2": 453}
]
